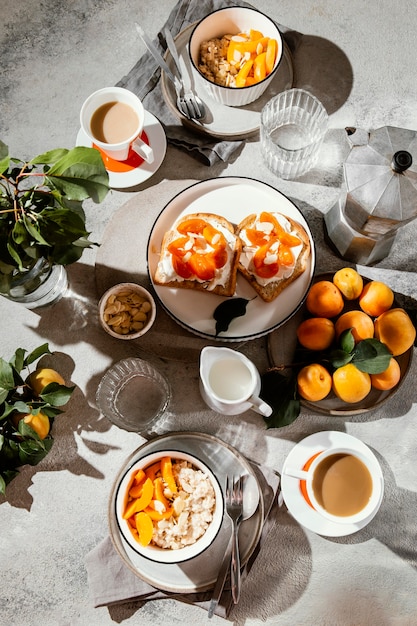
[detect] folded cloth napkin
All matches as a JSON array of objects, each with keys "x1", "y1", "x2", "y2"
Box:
[
  {"x1": 85, "y1": 463, "x2": 281, "y2": 619},
  {"x1": 117, "y1": 0, "x2": 300, "y2": 165}
]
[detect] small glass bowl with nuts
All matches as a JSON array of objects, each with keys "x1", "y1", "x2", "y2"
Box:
[{"x1": 98, "y1": 283, "x2": 156, "y2": 340}]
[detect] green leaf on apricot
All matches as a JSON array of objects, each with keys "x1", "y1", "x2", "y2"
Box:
[
  {"x1": 352, "y1": 338, "x2": 392, "y2": 374},
  {"x1": 339, "y1": 328, "x2": 355, "y2": 353}
]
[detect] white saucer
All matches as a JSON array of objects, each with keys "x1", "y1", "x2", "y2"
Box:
[
  {"x1": 281, "y1": 431, "x2": 384, "y2": 537},
  {"x1": 76, "y1": 110, "x2": 166, "y2": 189}
]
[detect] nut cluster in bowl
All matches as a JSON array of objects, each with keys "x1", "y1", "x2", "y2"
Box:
[
  {"x1": 114, "y1": 450, "x2": 224, "y2": 563},
  {"x1": 189, "y1": 6, "x2": 283, "y2": 107},
  {"x1": 98, "y1": 282, "x2": 156, "y2": 340}
]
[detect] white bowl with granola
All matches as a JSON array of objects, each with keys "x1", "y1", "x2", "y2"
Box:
[
  {"x1": 189, "y1": 7, "x2": 283, "y2": 107},
  {"x1": 114, "y1": 450, "x2": 224, "y2": 563},
  {"x1": 98, "y1": 282, "x2": 156, "y2": 340}
]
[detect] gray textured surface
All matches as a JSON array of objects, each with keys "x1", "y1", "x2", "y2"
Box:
[{"x1": 1, "y1": 1, "x2": 417, "y2": 625}]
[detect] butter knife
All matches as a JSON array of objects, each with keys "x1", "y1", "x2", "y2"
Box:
[
  {"x1": 207, "y1": 535, "x2": 233, "y2": 619},
  {"x1": 135, "y1": 23, "x2": 178, "y2": 88}
]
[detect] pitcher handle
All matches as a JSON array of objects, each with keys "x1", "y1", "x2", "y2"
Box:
[{"x1": 249, "y1": 395, "x2": 273, "y2": 417}]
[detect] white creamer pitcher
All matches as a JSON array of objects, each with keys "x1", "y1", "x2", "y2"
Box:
[{"x1": 199, "y1": 346, "x2": 273, "y2": 417}]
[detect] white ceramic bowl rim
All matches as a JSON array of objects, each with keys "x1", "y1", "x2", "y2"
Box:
[
  {"x1": 189, "y1": 6, "x2": 284, "y2": 92},
  {"x1": 114, "y1": 449, "x2": 224, "y2": 563}
]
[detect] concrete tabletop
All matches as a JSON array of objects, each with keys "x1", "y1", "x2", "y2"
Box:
[{"x1": 1, "y1": 1, "x2": 416, "y2": 625}]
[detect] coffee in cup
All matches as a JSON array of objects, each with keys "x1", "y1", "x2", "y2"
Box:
[
  {"x1": 284, "y1": 446, "x2": 383, "y2": 524},
  {"x1": 80, "y1": 87, "x2": 154, "y2": 163},
  {"x1": 90, "y1": 101, "x2": 140, "y2": 144},
  {"x1": 311, "y1": 452, "x2": 373, "y2": 517}
]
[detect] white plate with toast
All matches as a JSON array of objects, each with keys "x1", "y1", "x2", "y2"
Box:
[{"x1": 147, "y1": 177, "x2": 315, "y2": 341}]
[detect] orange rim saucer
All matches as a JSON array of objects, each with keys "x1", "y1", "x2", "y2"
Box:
[{"x1": 93, "y1": 130, "x2": 150, "y2": 173}]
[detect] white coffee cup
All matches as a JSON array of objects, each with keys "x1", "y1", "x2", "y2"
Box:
[
  {"x1": 80, "y1": 87, "x2": 154, "y2": 162},
  {"x1": 284, "y1": 446, "x2": 383, "y2": 525}
]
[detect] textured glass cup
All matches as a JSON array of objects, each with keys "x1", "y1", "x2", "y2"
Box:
[
  {"x1": 260, "y1": 89, "x2": 328, "y2": 180},
  {"x1": 96, "y1": 358, "x2": 170, "y2": 434}
]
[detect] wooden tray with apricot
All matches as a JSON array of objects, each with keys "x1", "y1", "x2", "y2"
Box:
[{"x1": 267, "y1": 269, "x2": 415, "y2": 416}]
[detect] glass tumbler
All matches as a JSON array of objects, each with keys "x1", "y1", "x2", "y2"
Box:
[
  {"x1": 96, "y1": 357, "x2": 171, "y2": 434},
  {"x1": 260, "y1": 89, "x2": 328, "y2": 180}
]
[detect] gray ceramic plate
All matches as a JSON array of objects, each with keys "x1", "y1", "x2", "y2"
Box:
[
  {"x1": 108, "y1": 431, "x2": 264, "y2": 593},
  {"x1": 268, "y1": 272, "x2": 413, "y2": 416}
]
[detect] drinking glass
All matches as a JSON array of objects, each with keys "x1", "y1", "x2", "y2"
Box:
[
  {"x1": 96, "y1": 358, "x2": 170, "y2": 435},
  {"x1": 260, "y1": 89, "x2": 328, "y2": 180}
]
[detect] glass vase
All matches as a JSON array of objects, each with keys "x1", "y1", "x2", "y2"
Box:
[{"x1": 3, "y1": 258, "x2": 68, "y2": 309}]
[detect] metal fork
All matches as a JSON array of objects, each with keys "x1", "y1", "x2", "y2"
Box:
[
  {"x1": 226, "y1": 475, "x2": 244, "y2": 604},
  {"x1": 207, "y1": 475, "x2": 244, "y2": 618},
  {"x1": 164, "y1": 27, "x2": 206, "y2": 121}
]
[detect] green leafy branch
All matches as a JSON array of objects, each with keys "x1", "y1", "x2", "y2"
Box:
[
  {"x1": 0, "y1": 140, "x2": 109, "y2": 293},
  {"x1": 0, "y1": 343, "x2": 75, "y2": 495}
]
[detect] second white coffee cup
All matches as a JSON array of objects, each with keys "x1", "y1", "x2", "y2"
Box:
[
  {"x1": 80, "y1": 87, "x2": 154, "y2": 163},
  {"x1": 284, "y1": 446, "x2": 383, "y2": 525}
]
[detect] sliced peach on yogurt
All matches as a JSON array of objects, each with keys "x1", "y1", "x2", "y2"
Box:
[
  {"x1": 235, "y1": 59, "x2": 254, "y2": 87},
  {"x1": 133, "y1": 468, "x2": 146, "y2": 485},
  {"x1": 187, "y1": 253, "x2": 217, "y2": 281},
  {"x1": 168, "y1": 236, "x2": 190, "y2": 257},
  {"x1": 144, "y1": 503, "x2": 174, "y2": 521},
  {"x1": 153, "y1": 476, "x2": 170, "y2": 509},
  {"x1": 260, "y1": 212, "x2": 301, "y2": 247},
  {"x1": 253, "y1": 52, "x2": 267, "y2": 82},
  {"x1": 245, "y1": 228, "x2": 269, "y2": 246},
  {"x1": 253, "y1": 242, "x2": 279, "y2": 278},
  {"x1": 135, "y1": 511, "x2": 154, "y2": 546},
  {"x1": 278, "y1": 244, "x2": 295, "y2": 266},
  {"x1": 265, "y1": 38, "x2": 278, "y2": 74},
  {"x1": 161, "y1": 456, "x2": 178, "y2": 494},
  {"x1": 123, "y1": 477, "x2": 154, "y2": 518},
  {"x1": 177, "y1": 218, "x2": 207, "y2": 235},
  {"x1": 145, "y1": 461, "x2": 161, "y2": 482}
]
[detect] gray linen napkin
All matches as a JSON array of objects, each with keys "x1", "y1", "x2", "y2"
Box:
[
  {"x1": 117, "y1": 0, "x2": 299, "y2": 165},
  {"x1": 85, "y1": 463, "x2": 280, "y2": 619}
]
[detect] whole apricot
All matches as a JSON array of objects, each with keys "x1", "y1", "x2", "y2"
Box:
[
  {"x1": 359, "y1": 280, "x2": 394, "y2": 317},
  {"x1": 12, "y1": 411, "x2": 50, "y2": 439},
  {"x1": 334, "y1": 310, "x2": 374, "y2": 344},
  {"x1": 370, "y1": 358, "x2": 401, "y2": 390},
  {"x1": 333, "y1": 267, "x2": 364, "y2": 300},
  {"x1": 28, "y1": 367, "x2": 65, "y2": 396},
  {"x1": 297, "y1": 317, "x2": 336, "y2": 351},
  {"x1": 306, "y1": 281, "x2": 344, "y2": 318},
  {"x1": 374, "y1": 308, "x2": 416, "y2": 356},
  {"x1": 332, "y1": 363, "x2": 371, "y2": 403},
  {"x1": 297, "y1": 363, "x2": 332, "y2": 402}
]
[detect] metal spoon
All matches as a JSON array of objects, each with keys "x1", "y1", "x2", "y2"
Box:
[
  {"x1": 164, "y1": 28, "x2": 206, "y2": 121},
  {"x1": 208, "y1": 474, "x2": 260, "y2": 618}
]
